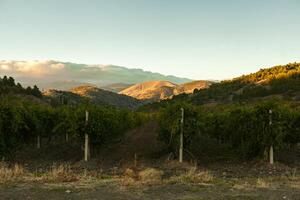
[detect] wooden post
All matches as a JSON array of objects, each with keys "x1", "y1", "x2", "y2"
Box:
[
  {"x1": 37, "y1": 135, "x2": 41, "y2": 149},
  {"x1": 269, "y1": 145, "x2": 274, "y2": 165},
  {"x1": 65, "y1": 133, "x2": 69, "y2": 142},
  {"x1": 84, "y1": 110, "x2": 90, "y2": 162},
  {"x1": 179, "y1": 108, "x2": 184, "y2": 163},
  {"x1": 134, "y1": 153, "x2": 137, "y2": 167},
  {"x1": 269, "y1": 109, "x2": 274, "y2": 165}
]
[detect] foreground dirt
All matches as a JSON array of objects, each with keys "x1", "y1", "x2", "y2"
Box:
[{"x1": 1, "y1": 180, "x2": 300, "y2": 200}]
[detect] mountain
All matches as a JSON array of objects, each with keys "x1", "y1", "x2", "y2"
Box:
[
  {"x1": 0, "y1": 60, "x2": 192, "y2": 90},
  {"x1": 119, "y1": 80, "x2": 211, "y2": 101},
  {"x1": 44, "y1": 85, "x2": 142, "y2": 109},
  {"x1": 101, "y1": 83, "x2": 133, "y2": 93}
]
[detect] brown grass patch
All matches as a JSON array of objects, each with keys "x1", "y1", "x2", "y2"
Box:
[
  {"x1": 41, "y1": 164, "x2": 78, "y2": 182},
  {"x1": 256, "y1": 178, "x2": 269, "y2": 188},
  {"x1": 0, "y1": 162, "x2": 25, "y2": 183},
  {"x1": 138, "y1": 168, "x2": 164, "y2": 183},
  {"x1": 168, "y1": 166, "x2": 214, "y2": 184}
]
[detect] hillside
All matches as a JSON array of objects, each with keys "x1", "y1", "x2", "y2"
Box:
[
  {"x1": 44, "y1": 85, "x2": 142, "y2": 108},
  {"x1": 43, "y1": 89, "x2": 84, "y2": 105},
  {"x1": 119, "y1": 80, "x2": 211, "y2": 101},
  {"x1": 39, "y1": 80, "x2": 95, "y2": 91},
  {"x1": 175, "y1": 80, "x2": 212, "y2": 94},
  {"x1": 189, "y1": 62, "x2": 300, "y2": 104},
  {"x1": 0, "y1": 60, "x2": 192, "y2": 90},
  {"x1": 101, "y1": 83, "x2": 133, "y2": 93}
]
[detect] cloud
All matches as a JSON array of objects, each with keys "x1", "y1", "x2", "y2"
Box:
[
  {"x1": 0, "y1": 60, "x2": 191, "y2": 89},
  {"x1": 0, "y1": 60, "x2": 65, "y2": 77}
]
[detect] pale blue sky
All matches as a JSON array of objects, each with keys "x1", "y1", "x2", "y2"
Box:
[{"x1": 0, "y1": 0, "x2": 300, "y2": 80}]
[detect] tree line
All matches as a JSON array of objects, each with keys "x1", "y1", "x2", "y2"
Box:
[{"x1": 0, "y1": 76, "x2": 42, "y2": 98}]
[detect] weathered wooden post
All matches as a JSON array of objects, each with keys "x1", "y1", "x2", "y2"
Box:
[
  {"x1": 179, "y1": 107, "x2": 184, "y2": 163},
  {"x1": 37, "y1": 134, "x2": 41, "y2": 149},
  {"x1": 134, "y1": 153, "x2": 137, "y2": 167},
  {"x1": 65, "y1": 133, "x2": 69, "y2": 142},
  {"x1": 269, "y1": 109, "x2": 274, "y2": 165},
  {"x1": 84, "y1": 110, "x2": 90, "y2": 161}
]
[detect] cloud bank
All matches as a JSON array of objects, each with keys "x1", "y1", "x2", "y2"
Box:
[
  {"x1": 0, "y1": 60, "x2": 66, "y2": 77},
  {"x1": 0, "y1": 60, "x2": 192, "y2": 90}
]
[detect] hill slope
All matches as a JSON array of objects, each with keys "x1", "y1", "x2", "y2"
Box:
[
  {"x1": 39, "y1": 80, "x2": 95, "y2": 91},
  {"x1": 120, "y1": 80, "x2": 211, "y2": 101},
  {"x1": 101, "y1": 83, "x2": 133, "y2": 93},
  {"x1": 44, "y1": 85, "x2": 142, "y2": 108},
  {"x1": 189, "y1": 62, "x2": 300, "y2": 104}
]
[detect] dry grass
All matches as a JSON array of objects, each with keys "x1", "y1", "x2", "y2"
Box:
[
  {"x1": 41, "y1": 163, "x2": 78, "y2": 182},
  {"x1": 0, "y1": 162, "x2": 25, "y2": 183},
  {"x1": 121, "y1": 167, "x2": 164, "y2": 186},
  {"x1": 138, "y1": 168, "x2": 164, "y2": 183},
  {"x1": 120, "y1": 168, "x2": 137, "y2": 186},
  {"x1": 256, "y1": 178, "x2": 269, "y2": 188},
  {"x1": 168, "y1": 166, "x2": 214, "y2": 184}
]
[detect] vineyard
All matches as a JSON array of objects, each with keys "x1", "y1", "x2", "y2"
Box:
[
  {"x1": 0, "y1": 95, "x2": 146, "y2": 159},
  {"x1": 158, "y1": 101, "x2": 300, "y2": 161}
]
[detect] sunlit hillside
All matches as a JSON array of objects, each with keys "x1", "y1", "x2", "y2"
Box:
[{"x1": 120, "y1": 80, "x2": 212, "y2": 101}]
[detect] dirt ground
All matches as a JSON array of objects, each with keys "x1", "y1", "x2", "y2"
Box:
[{"x1": 1, "y1": 178, "x2": 300, "y2": 200}]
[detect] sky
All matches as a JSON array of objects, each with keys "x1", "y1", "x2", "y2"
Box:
[{"x1": 0, "y1": 0, "x2": 300, "y2": 80}]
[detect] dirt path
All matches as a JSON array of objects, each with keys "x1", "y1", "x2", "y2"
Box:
[{"x1": 1, "y1": 182, "x2": 300, "y2": 200}]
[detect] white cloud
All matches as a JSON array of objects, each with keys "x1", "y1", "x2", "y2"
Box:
[
  {"x1": 0, "y1": 64, "x2": 10, "y2": 71},
  {"x1": 0, "y1": 60, "x2": 65, "y2": 77}
]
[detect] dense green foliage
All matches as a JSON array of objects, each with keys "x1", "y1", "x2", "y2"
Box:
[
  {"x1": 158, "y1": 100, "x2": 300, "y2": 159},
  {"x1": 0, "y1": 96, "x2": 145, "y2": 158},
  {"x1": 0, "y1": 76, "x2": 42, "y2": 98}
]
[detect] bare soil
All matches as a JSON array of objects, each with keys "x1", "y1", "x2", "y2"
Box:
[{"x1": 1, "y1": 179, "x2": 300, "y2": 200}]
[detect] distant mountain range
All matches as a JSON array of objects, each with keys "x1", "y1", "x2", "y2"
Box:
[
  {"x1": 2, "y1": 61, "x2": 299, "y2": 109},
  {"x1": 44, "y1": 80, "x2": 211, "y2": 107},
  {"x1": 0, "y1": 60, "x2": 192, "y2": 90},
  {"x1": 119, "y1": 80, "x2": 212, "y2": 101}
]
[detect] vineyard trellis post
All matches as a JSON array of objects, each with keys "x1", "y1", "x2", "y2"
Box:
[
  {"x1": 37, "y1": 134, "x2": 41, "y2": 149},
  {"x1": 269, "y1": 109, "x2": 274, "y2": 165},
  {"x1": 84, "y1": 110, "x2": 90, "y2": 161},
  {"x1": 179, "y1": 107, "x2": 184, "y2": 163}
]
